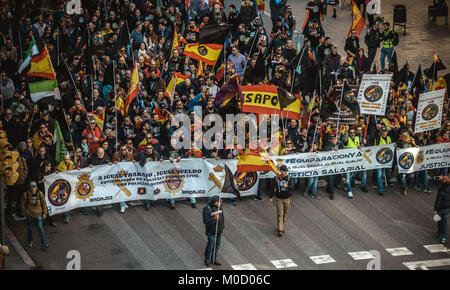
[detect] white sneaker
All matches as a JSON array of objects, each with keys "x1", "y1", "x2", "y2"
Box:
[
  {"x1": 347, "y1": 192, "x2": 354, "y2": 199},
  {"x1": 120, "y1": 207, "x2": 126, "y2": 213}
]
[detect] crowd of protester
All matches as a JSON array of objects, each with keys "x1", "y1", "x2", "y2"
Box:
[{"x1": 0, "y1": 0, "x2": 449, "y2": 244}]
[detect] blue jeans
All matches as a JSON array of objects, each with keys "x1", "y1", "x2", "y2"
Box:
[
  {"x1": 27, "y1": 216, "x2": 47, "y2": 246},
  {"x1": 380, "y1": 47, "x2": 394, "y2": 69},
  {"x1": 400, "y1": 173, "x2": 412, "y2": 190},
  {"x1": 377, "y1": 168, "x2": 386, "y2": 193},
  {"x1": 345, "y1": 171, "x2": 366, "y2": 193},
  {"x1": 204, "y1": 233, "x2": 222, "y2": 262},
  {"x1": 326, "y1": 175, "x2": 340, "y2": 194},
  {"x1": 414, "y1": 170, "x2": 429, "y2": 190},
  {"x1": 437, "y1": 208, "x2": 449, "y2": 240},
  {"x1": 305, "y1": 177, "x2": 318, "y2": 195},
  {"x1": 169, "y1": 197, "x2": 196, "y2": 204},
  {"x1": 120, "y1": 202, "x2": 126, "y2": 210}
]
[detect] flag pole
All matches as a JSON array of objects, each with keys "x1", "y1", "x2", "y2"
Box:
[
  {"x1": 335, "y1": 79, "x2": 346, "y2": 150},
  {"x1": 211, "y1": 192, "x2": 221, "y2": 265},
  {"x1": 113, "y1": 60, "x2": 118, "y2": 152},
  {"x1": 291, "y1": 46, "x2": 306, "y2": 94},
  {"x1": 60, "y1": 54, "x2": 95, "y2": 134},
  {"x1": 240, "y1": 32, "x2": 259, "y2": 86},
  {"x1": 311, "y1": 68, "x2": 323, "y2": 149}
]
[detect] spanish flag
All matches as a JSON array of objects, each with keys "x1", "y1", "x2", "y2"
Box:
[
  {"x1": 115, "y1": 95, "x2": 125, "y2": 116},
  {"x1": 125, "y1": 63, "x2": 139, "y2": 114},
  {"x1": 347, "y1": 0, "x2": 365, "y2": 38},
  {"x1": 183, "y1": 43, "x2": 223, "y2": 66},
  {"x1": 154, "y1": 106, "x2": 169, "y2": 123},
  {"x1": 170, "y1": 25, "x2": 179, "y2": 58},
  {"x1": 28, "y1": 45, "x2": 56, "y2": 80},
  {"x1": 165, "y1": 72, "x2": 190, "y2": 102},
  {"x1": 89, "y1": 111, "x2": 105, "y2": 129},
  {"x1": 257, "y1": 0, "x2": 265, "y2": 11},
  {"x1": 236, "y1": 151, "x2": 280, "y2": 177}
]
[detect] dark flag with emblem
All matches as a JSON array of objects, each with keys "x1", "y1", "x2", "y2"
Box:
[
  {"x1": 199, "y1": 24, "x2": 230, "y2": 45},
  {"x1": 222, "y1": 165, "x2": 240, "y2": 197},
  {"x1": 412, "y1": 65, "x2": 425, "y2": 93},
  {"x1": 328, "y1": 83, "x2": 360, "y2": 114},
  {"x1": 278, "y1": 87, "x2": 296, "y2": 111}
]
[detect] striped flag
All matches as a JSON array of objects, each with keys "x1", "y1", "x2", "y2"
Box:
[
  {"x1": 125, "y1": 63, "x2": 139, "y2": 114},
  {"x1": 183, "y1": 43, "x2": 223, "y2": 65},
  {"x1": 29, "y1": 79, "x2": 59, "y2": 102},
  {"x1": 237, "y1": 151, "x2": 280, "y2": 177},
  {"x1": 53, "y1": 120, "x2": 67, "y2": 165},
  {"x1": 348, "y1": 0, "x2": 365, "y2": 38},
  {"x1": 18, "y1": 37, "x2": 39, "y2": 74},
  {"x1": 28, "y1": 45, "x2": 56, "y2": 79}
]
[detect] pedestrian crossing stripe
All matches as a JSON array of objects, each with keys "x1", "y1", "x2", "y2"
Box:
[
  {"x1": 386, "y1": 247, "x2": 414, "y2": 256},
  {"x1": 348, "y1": 251, "x2": 376, "y2": 260},
  {"x1": 270, "y1": 259, "x2": 298, "y2": 269},
  {"x1": 309, "y1": 255, "x2": 336, "y2": 264},
  {"x1": 423, "y1": 244, "x2": 450, "y2": 253},
  {"x1": 231, "y1": 263, "x2": 257, "y2": 270}
]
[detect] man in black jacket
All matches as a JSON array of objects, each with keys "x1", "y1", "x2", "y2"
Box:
[
  {"x1": 434, "y1": 176, "x2": 450, "y2": 244},
  {"x1": 203, "y1": 196, "x2": 224, "y2": 266},
  {"x1": 270, "y1": 165, "x2": 294, "y2": 237},
  {"x1": 364, "y1": 21, "x2": 382, "y2": 69}
]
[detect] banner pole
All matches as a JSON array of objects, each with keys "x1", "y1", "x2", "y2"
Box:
[
  {"x1": 335, "y1": 80, "x2": 346, "y2": 150},
  {"x1": 211, "y1": 193, "x2": 221, "y2": 265}
]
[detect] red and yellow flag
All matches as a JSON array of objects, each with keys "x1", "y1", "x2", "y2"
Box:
[
  {"x1": 240, "y1": 85, "x2": 301, "y2": 119},
  {"x1": 197, "y1": 60, "x2": 204, "y2": 77},
  {"x1": 28, "y1": 46, "x2": 56, "y2": 79},
  {"x1": 170, "y1": 25, "x2": 179, "y2": 58},
  {"x1": 237, "y1": 151, "x2": 280, "y2": 177},
  {"x1": 115, "y1": 95, "x2": 125, "y2": 116},
  {"x1": 347, "y1": 0, "x2": 365, "y2": 38},
  {"x1": 125, "y1": 63, "x2": 139, "y2": 114},
  {"x1": 183, "y1": 43, "x2": 222, "y2": 66},
  {"x1": 257, "y1": 0, "x2": 265, "y2": 11},
  {"x1": 165, "y1": 72, "x2": 190, "y2": 101}
]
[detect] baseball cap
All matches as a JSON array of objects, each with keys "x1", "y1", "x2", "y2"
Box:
[{"x1": 29, "y1": 181, "x2": 37, "y2": 187}]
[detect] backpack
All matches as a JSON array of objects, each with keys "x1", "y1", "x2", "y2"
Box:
[{"x1": 392, "y1": 31, "x2": 399, "y2": 46}]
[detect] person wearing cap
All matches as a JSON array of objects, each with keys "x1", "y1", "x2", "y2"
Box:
[
  {"x1": 374, "y1": 127, "x2": 393, "y2": 195},
  {"x1": 20, "y1": 181, "x2": 50, "y2": 248},
  {"x1": 269, "y1": 164, "x2": 294, "y2": 237}
]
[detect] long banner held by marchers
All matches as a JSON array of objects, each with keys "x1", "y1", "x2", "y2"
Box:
[
  {"x1": 259, "y1": 144, "x2": 396, "y2": 178},
  {"x1": 44, "y1": 159, "x2": 259, "y2": 216},
  {"x1": 396, "y1": 143, "x2": 450, "y2": 174},
  {"x1": 414, "y1": 89, "x2": 445, "y2": 133},
  {"x1": 357, "y1": 74, "x2": 392, "y2": 115}
]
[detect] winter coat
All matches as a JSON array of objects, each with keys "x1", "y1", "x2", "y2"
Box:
[
  {"x1": 203, "y1": 196, "x2": 225, "y2": 235},
  {"x1": 20, "y1": 189, "x2": 48, "y2": 219},
  {"x1": 435, "y1": 183, "x2": 450, "y2": 211}
]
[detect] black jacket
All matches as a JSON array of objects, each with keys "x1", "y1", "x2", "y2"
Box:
[
  {"x1": 203, "y1": 196, "x2": 224, "y2": 235},
  {"x1": 435, "y1": 183, "x2": 450, "y2": 211},
  {"x1": 270, "y1": 175, "x2": 294, "y2": 199}
]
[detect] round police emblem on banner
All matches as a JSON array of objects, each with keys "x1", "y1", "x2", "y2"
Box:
[
  {"x1": 416, "y1": 151, "x2": 425, "y2": 165},
  {"x1": 376, "y1": 147, "x2": 394, "y2": 164},
  {"x1": 47, "y1": 179, "x2": 71, "y2": 207},
  {"x1": 164, "y1": 168, "x2": 185, "y2": 196},
  {"x1": 364, "y1": 85, "x2": 383, "y2": 103},
  {"x1": 75, "y1": 174, "x2": 94, "y2": 201},
  {"x1": 153, "y1": 188, "x2": 160, "y2": 195},
  {"x1": 422, "y1": 104, "x2": 439, "y2": 121},
  {"x1": 198, "y1": 45, "x2": 208, "y2": 56},
  {"x1": 399, "y1": 152, "x2": 414, "y2": 170},
  {"x1": 233, "y1": 171, "x2": 258, "y2": 191}
]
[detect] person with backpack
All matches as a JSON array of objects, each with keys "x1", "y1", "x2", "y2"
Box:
[{"x1": 380, "y1": 22, "x2": 399, "y2": 70}]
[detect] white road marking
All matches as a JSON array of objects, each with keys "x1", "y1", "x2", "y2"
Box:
[
  {"x1": 424, "y1": 244, "x2": 450, "y2": 253},
  {"x1": 270, "y1": 259, "x2": 298, "y2": 269},
  {"x1": 348, "y1": 251, "x2": 376, "y2": 260},
  {"x1": 231, "y1": 263, "x2": 258, "y2": 270},
  {"x1": 4, "y1": 225, "x2": 37, "y2": 268},
  {"x1": 403, "y1": 258, "x2": 450, "y2": 270},
  {"x1": 386, "y1": 247, "x2": 414, "y2": 256},
  {"x1": 309, "y1": 255, "x2": 336, "y2": 265},
  {"x1": 196, "y1": 267, "x2": 213, "y2": 270}
]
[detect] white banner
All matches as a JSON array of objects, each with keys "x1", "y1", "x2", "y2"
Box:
[
  {"x1": 414, "y1": 89, "x2": 445, "y2": 133},
  {"x1": 259, "y1": 144, "x2": 396, "y2": 178},
  {"x1": 44, "y1": 159, "x2": 259, "y2": 216},
  {"x1": 357, "y1": 74, "x2": 392, "y2": 116},
  {"x1": 396, "y1": 143, "x2": 450, "y2": 174}
]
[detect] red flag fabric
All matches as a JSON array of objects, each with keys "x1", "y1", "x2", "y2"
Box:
[{"x1": 347, "y1": 0, "x2": 365, "y2": 38}]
